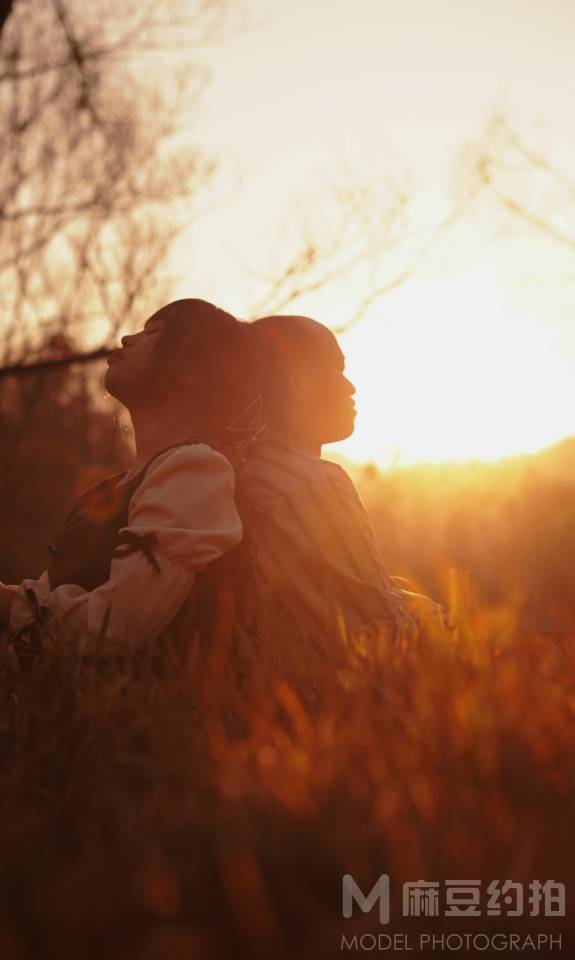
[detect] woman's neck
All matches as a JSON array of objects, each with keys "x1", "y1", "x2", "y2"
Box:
[{"x1": 129, "y1": 406, "x2": 198, "y2": 465}]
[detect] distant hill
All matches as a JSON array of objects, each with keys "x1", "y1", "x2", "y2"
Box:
[
  {"x1": 326, "y1": 435, "x2": 575, "y2": 489},
  {"x1": 523, "y1": 435, "x2": 575, "y2": 484}
]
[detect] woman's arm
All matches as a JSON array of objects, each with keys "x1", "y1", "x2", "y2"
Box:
[{"x1": 8, "y1": 444, "x2": 242, "y2": 656}]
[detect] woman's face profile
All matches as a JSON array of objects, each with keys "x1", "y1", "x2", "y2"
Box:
[
  {"x1": 104, "y1": 312, "x2": 164, "y2": 405},
  {"x1": 286, "y1": 319, "x2": 357, "y2": 445}
]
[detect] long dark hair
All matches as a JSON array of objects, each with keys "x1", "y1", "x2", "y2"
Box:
[{"x1": 143, "y1": 299, "x2": 261, "y2": 444}]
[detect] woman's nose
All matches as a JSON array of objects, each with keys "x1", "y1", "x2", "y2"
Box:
[
  {"x1": 346, "y1": 377, "x2": 356, "y2": 396},
  {"x1": 121, "y1": 334, "x2": 135, "y2": 349}
]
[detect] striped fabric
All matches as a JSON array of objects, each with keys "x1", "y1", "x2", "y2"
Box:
[{"x1": 238, "y1": 440, "x2": 407, "y2": 642}]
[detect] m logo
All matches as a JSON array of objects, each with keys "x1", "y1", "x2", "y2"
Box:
[{"x1": 342, "y1": 874, "x2": 390, "y2": 925}]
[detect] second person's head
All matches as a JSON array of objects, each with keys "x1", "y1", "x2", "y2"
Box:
[{"x1": 250, "y1": 314, "x2": 356, "y2": 453}]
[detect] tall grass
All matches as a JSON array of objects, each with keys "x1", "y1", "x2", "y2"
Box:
[{"x1": 0, "y1": 564, "x2": 573, "y2": 959}]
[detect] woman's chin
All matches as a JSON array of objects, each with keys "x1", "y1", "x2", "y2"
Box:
[{"x1": 103, "y1": 365, "x2": 122, "y2": 400}]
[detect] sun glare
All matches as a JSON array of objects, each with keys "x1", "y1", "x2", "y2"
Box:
[{"x1": 331, "y1": 267, "x2": 575, "y2": 468}]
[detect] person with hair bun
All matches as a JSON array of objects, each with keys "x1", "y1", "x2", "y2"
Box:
[{"x1": 0, "y1": 299, "x2": 260, "y2": 658}]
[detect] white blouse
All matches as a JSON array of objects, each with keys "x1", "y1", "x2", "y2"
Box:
[{"x1": 8, "y1": 443, "x2": 242, "y2": 656}]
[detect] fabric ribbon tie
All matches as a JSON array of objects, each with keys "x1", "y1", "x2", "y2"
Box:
[{"x1": 114, "y1": 530, "x2": 161, "y2": 574}]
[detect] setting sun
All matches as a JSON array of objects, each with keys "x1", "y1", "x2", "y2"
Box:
[{"x1": 332, "y1": 264, "x2": 575, "y2": 467}]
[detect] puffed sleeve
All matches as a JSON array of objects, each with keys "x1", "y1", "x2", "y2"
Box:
[{"x1": 8, "y1": 444, "x2": 242, "y2": 656}]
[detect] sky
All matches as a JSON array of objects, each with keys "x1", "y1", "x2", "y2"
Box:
[{"x1": 166, "y1": 0, "x2": 575, "y2": 466}]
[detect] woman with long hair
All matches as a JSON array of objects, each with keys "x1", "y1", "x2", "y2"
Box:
[{"x1": 0, "y1": 299, "x2": 260, "y2": 659}]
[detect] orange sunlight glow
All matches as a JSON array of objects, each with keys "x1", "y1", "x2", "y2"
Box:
[{"x1": 331, "y1": 265, "x2": 575, "y2": 468}]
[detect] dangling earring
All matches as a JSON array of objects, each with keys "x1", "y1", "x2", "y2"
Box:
[{"x1": 226, "y1": 395, "x2": 266, "y2": 441}]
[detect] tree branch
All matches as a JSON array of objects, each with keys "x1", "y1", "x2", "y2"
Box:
[{"x1": 0, "y1": 347, "x2": 112, "y2": 379}]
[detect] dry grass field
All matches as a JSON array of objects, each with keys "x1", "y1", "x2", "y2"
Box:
[{"x1": 1, "y1": 442, "x2": 574, "y2": 959}]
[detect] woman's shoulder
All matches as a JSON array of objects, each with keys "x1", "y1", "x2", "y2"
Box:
[
  {"x1": 121, "y1": 442, "x2": 232, "y2": 488},
  {"x1": 148, "y1": 440, "x2": 229, "y2": 468},
  {"x1": 125, "y1": 441, "x2": 240, "y2": 531}
]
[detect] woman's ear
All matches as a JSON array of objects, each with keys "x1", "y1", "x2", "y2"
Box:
[{"x1": 291, "y1": 367, "x2": 313, "y2": 403}]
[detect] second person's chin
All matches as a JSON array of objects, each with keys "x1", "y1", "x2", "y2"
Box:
[{"x1": 323, "y1": 419, "x2": 356, "y2": 445}]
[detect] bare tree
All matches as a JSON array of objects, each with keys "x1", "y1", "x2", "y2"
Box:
[
  {"x1": 248, "y1": 167, "x2": 481, "y2": 332},
  {"x1": 251, "y1": 112, "x2": 575, "y2": 332},
  {"x1": 455, "y1": 113, "x2": 575, "y2": 254},
  {"x1": 0, "y1": 0, "x2": 230, "y2": 369},
  {"x1": 0, "y1": 0, "x2": 235, "y2": 580},
  {"x1": 246, "y1": 176, "x2": 409, "y2": 323}
]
